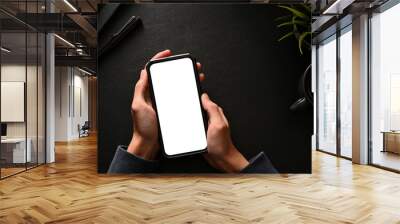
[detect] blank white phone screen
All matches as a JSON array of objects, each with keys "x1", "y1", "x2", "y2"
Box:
[{"x1": 149, "y1": 57, "x2": 207, "y2": 156}]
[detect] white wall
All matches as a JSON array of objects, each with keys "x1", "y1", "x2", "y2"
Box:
[
  {"x1": 1, "y1": 65, "x2": 40, "y2": 137},
  {"x1": 72, "y1": 72, "x2": 89, "y2": 138},
  {"x1": 55, "y1": 66, "x2": 69, "y2": 141},
  {"x1": 55, "y1": 66, "x2": 89, "y2": 141},
  {"x1": 1, "y1": 65, "x2": 27, "y2": 142}
]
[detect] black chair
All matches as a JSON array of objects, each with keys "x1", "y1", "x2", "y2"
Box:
[{"x1": 79, "y1": 121, "x2": 90, "y2": 138}]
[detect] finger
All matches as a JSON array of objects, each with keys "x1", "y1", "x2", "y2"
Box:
[
  {"x1": 196, "y1": 62, "x2": 202, "y2": 71},
  {"x1": 203, "y1": 154, "x2": 219, "y2": 170},
  {"x1": 136, "y1": 69, "x2": 152, "y2": 104},
  {"x1": 133, "y1": 70, "x2": 148, "y2": 101},
  {"x1": 201, "y1": 93, "x2": 224, "y2": 124},
  {"x1": 199, "y1": 73, "x2": 205, "y2": 82},
  {"x1": 142, "y1": 73, "x2": 152, "y2": 103},
  {"x1": 151, "y1": 49, "x2": 172, "y2": 60},
  {"x1": 218, "y1": 107, "x2": 229, "y2": 126}
]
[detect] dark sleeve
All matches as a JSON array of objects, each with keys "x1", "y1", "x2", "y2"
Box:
[
  {"x1": 241, "y1": 152, "x2": 278, "y2": 173},
  {"x1": 108, "y1": 145, "x2": 159, "y2": 173}
]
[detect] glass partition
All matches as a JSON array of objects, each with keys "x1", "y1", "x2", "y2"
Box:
[
  {"x1": 0, "y1": 1, "x2": 46, "y2": 179},
  {"x1": 370, "y1": 3, "x2": 400, "y2": 171},
  {"x1": 317, "y1": 35, "x2": 337, "y2": 154},
  {"x1": 1, "y1": 31, "x2": 28, "y2": 177},
  {"x1": 339, "y1": 27, "x2": 352, "y2": 158},
  {"x1": 27, "y1": 30, "x2": 38, "y2": 169}
]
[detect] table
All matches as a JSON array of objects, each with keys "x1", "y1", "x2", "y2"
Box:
[
  {"x1": 1, "y1": 138, "x2": 32, "y2": 164},
  {"x1": 382, "y1": 131, "x2": 400, "y2": 154}
]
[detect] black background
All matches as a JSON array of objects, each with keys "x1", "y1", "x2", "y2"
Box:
[{"x1": 98, "y1": 4, "x2": 312, "y2": 173}]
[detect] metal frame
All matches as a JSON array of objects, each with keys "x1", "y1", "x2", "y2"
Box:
[
  {"x1": 336, "y1": 28, "x2": 341, "y2": 158},
  {"x1": 367, "y1": 10, "x2": 373, "y2": 167},
  {"x1": 316, "y1": 44, "x2": 320, "y2": 151},
  {"x1": 25, "y1": 4, "x2": 28, "y2": 171},
  {"x1": 44, "y1": 0, "x2": 47, "y2": 165},
  {"x1": 0, "y1": 21, "x2": 2, "y2": 179}
]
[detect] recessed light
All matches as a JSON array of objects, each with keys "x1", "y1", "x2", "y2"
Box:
[
  {"x1": 78, "y1": 67, "x2": 93, "y2": 76},
  {"x1": 323, "y1": 0, "x2": 354, "y2": 15},
  {"x1": 54, "y1": 34, "x2": 75, "y2": 48},
  {"x1": 1, "y1": 47, "x2": 11, "y2": 53},
  {"x1": 63, "y1": 0, "x2": 78, "y2": 12}
]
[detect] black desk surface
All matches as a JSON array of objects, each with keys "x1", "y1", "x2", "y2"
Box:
[{"x1": 98, "y1": 4, "x2": 312, "y2": 173}]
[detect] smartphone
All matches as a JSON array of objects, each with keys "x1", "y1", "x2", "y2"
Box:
[{"x1": 146, "y1": 53, "x2": 208, "y2": 157}]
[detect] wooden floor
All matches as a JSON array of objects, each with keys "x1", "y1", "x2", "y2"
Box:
[
  {"x1": 1, "y1": 167, "x2": 26, "y2": 178},
  {"x1": 1, "y1": 163, "x2": 44, "y2": 178},
  {"x1": 1, "y1": 135, "x2": 400, "y2": 223},
  {"x1": 372, "y1": 150, "x2": 400, "y2": 171}
]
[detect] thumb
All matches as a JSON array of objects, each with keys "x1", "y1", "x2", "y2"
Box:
[
  {"x1": 134, "y1": 70, "x2": 148, "y2": 101},
  {"x1": 201, "y1": 93, "x2": 223, "y2": 124}
]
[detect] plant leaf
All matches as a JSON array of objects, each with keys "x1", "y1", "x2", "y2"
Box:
[
  {"x1": 292, "y1": 15, "x2": 298, "y2": 31},
  {"x1": 298, "y1": 32, "x2": 311, "y2": 54},
  {"x1": 278, "y1": 32, "x2": 294, "y2": 42},
  {"x1": 274, "y1": 15, "x2": 291, "y2": 22},
  {"x1": 277, "y1": 21, "x2": 294, "y2": 27},
  {"x1": 277, "y1": 20, "x2": 308, "y2": 28},
  {"x1": 279, "y1": 5, "x2": 308, "y2": 19}
]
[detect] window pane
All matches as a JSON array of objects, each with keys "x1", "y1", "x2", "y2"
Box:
[
  {"x1": 318, "y1": 36, "x2": 337, "y2": 154},
  {"x1": 1, "y1": 31, "x2": 28, "y2": 177},
  {"x1": 27, "y1": 31, "x2": 38, "y2": 169},
  {"x1": 340, "y1": 29, "x2": 352, "y2": 158},
  {"x1": 371, "y1": 3, "x2": 400, "y2": 171}
]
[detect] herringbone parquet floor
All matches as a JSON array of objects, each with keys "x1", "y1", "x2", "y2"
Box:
[{"x1": 1, "y1": 134, "x2": 400, "y2": 223}]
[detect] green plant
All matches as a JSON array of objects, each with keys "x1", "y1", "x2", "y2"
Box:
[{"x1": 276, "y1": 4, "x2": 311, "y2": 55}]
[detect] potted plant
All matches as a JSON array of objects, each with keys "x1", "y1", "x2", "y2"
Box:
[
  {"x1": 276, "y1": 4, "x2": 313, "y2": 111},
  {"x1": 276, "y1": 4, "x2": 311, "y2": 55}
]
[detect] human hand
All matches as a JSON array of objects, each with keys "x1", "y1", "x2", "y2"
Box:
[
  {"x1": 127, "y1": 49, "x2": 205, "y2": 160},
  {"x1": 201, "y1": 94, "x2": 249, "y2": 173}
]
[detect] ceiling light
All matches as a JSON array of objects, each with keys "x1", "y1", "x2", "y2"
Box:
[
  {"x1": 323, "y1": 0, "x2": 354, "y2": 15},
  {"x1": 78, "y1": 67, "x2": 93, "y2": 76},
  {"x1": 1, "y1": 47, "x2": 11, "y2": 53},
  {"x1": 54, "y1": 34, "x2": 75, "y2": 48},
  {"x1": 63, "y1": 0, "x2": 78, "y2": 12},
  {"x1": 76, "y1": 48, "x2": 85, "y2": 55}
]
